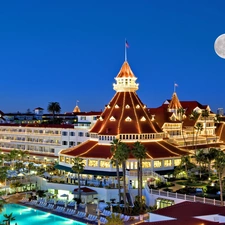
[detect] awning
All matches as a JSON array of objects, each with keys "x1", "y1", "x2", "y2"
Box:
[{"x1": 55, "y1": 164, "x2": 123, "y2": 176}]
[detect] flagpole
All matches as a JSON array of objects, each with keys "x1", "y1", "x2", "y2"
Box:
[
  {"x1": 125, "y1": 38, "x2": 127, "y2": 61},
  {"x1": 174, "y1": 82, "x2": 175, "y2": 93}
]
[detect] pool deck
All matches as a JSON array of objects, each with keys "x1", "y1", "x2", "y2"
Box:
[{"x1": 4, "y1": 193, "x2": 144, "y2": 225}]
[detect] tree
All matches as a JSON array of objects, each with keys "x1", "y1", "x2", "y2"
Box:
[
  {"x1": 47, "y1": 102, "x2": 61, "y2": 121},
  {"x1": 177, "y1": 108, "x2": 187, "y2": 146},
  {"x1": 17, "y1": 150, "x2": 29, "y2": 161},
  {"x1": 110, "y1": 139, "x2": 122, "y2": 203},
  {"x1": 132, "y1": 141, "x2": 147, "y2": 210},
  {"x1": 194, "y1": 122, "x2": 203, "y2": 149},
  {"x1": 71, "y1": 157, "x2": 85, "y2": 200},
  {"x1": 3, "y1": 213, "x2": 16, "y2": 225},
  {"x1": 189, "y1": 111, "x2": 199, "y2": 151},
  {"x1": 195, "y1": 149, "x2": 207, "y2": 178},
  {"x1": 205, "y1": 148, "x2": 218, "y2": 179},
  {"x1": 114, "y1": 142, "x2": 130, "y2": 212},
  {"x1": 0, "y1": 166, "x2": 8, "y2": 185},
  {"x1": 0, "y1": 199, "x2": 5, "y2": 213},
  {"x1": 213, "y1": 149, "x2": 225, "y2": 205},
  {"x1": 201, "y1": 109, "x2": 209, "y2": 137},
  {"x1": 180, "y1": 155, "x2": 192, "y2": 176},
  {"x1": 105, "y1": 213, "x2": 124, "y2": 225}
]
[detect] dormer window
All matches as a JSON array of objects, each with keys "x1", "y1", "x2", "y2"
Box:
[
  {"x1": 143, "y1": 105, "x2": 146, "y2": 108},
  {"x1": 140, "y1": 116, "x2": 146, "y2": 121},
  {"x1": 99, "y1": 116, "x2": 103, "y2": 121},
  {"x1": 125, "y1": 117, "x2": 132, "y2": 122},
  {"x1": 136, "y1": 105, "x2": 140, "y2": 109},
  {"x1": 110, "y1": 116, "x2": 116, "y2": 121},
  {"x1": 115, "y1": 104, "x2": 119, "y2": 108},
  {"x1": 107, "y1": 105, "x2": 111, "y2": 109},
  {"x1": 125, "y1": 104, "x2": 130, "y2": 109}
]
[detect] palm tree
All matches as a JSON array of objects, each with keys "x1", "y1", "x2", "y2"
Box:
[
  {"x1": 201, "y1": 109, "x2": 210, "y2": 149},
  {"x1": 0, "y1": 166, "x2": 8, "y2": 185},
  {"x1": 3, "y1": 213, "x2": 16, "y2": 225},
  {"x1": 195, "y1": 149, "x2": 207, "y2": 178},
  {"x1": 201, "y1": 109, "x2": 209, "y2": 137},
  {"x1": 110, "y1": 139, "x2": 122, "y2": 203},
  {"x1": 213, "y1": 149, "x2": 225, "y2": 205},
  {"x1": 189, "y1": 111, "x2": 199, "y2": 150},
  {"x1": 132, "y1": 141, "x2": 147, "y2": 210},
  {"x1": 71, "y1": 157, "x2": 85, "y2": 200},
  {"x1": 17, "y1": 150, "x2": 29, "y2": 161},
  {"x1": 206, "y1": 148, "x2": 218, "y2": 179},
  {"x1": 0, "y1": 199, "x2": 5, "y2": 213},
  {"x1": 47, "y1": 102, "x2": 61, "y2": 121},
  {"x1": 194, "y1": 122, "x2": 203, "y2": 149},
  {"x1": 115, "y1": 142, "x2": 130, "y2": 211},
  {"x1": 177, "y1": 108, "x2": 187, "y2": 146},
  {"x1": 180, "y1": 155, "x2": 192, "y2": 176}
]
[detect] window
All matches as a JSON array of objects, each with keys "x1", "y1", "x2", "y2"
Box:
[
  {"x1": 154, "y1": 160, "x2": 162, "y2": 168},
  {"x1": 78, "y1": 132, "x2": 83, "y2": 137},
  {"x1": 88, "y1": 160, "x2": 98, "y2": 167},
  {"x1": 100, "y1": 160, "x2": 110, "y2": 168},
  {"x1": 85, "y1": 133, "x2": 90, "y2": 137},
  {"x1": 62, "y1": 141, "x2": 68, "y2": 145},
  {"x1": 69, "y1": 141, "x2": 75, "y2": 146},
  {"x1": 62, "y1": 131, "x2": 68, "y2": 136},
  {"x1": 70, "y1": 132, "x2": 75, "y2": 136},
  {"x1": 142, "y1": 161, "x2": 151, "y2": 168},
  {"x1": 164, "y1": 160, "x2": 172, "y2": 167}
]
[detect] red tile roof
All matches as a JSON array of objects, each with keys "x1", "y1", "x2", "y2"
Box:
[
  {"x1": 116, "y1": 61, "x2": 135, "y2": 78},
  {"x1": 90, "y1": 92, "x2": 162, "y2": 135},
  {"x1": 60, "y1": 140, "x2": 189, "y2": 159},
  {"x1": 139, "y1": 201, "x2": 224, "y2": 225}
]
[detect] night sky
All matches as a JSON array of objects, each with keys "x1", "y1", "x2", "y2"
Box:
[{"x1": 0, "y1": 0, "x2": 224, "y2": 113}]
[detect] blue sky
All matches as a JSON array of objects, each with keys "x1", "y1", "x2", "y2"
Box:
[{"x1": 0, "y1": 0, "x2": 225, "y2": 113}]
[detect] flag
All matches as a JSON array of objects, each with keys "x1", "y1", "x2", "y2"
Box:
[
  {"x1": 125, "y1": 40, "x2": 129, "y2": 48},
  {"x1": 174, "y1": 83, "x2": 178, "y2": 87}
]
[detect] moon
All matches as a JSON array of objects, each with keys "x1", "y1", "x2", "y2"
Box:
[{"x1": 214, "y1": 34, "x2": 225, "y2": 59}]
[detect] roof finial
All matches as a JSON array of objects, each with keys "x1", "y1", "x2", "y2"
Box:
[
  {"x1": 174, "y1": 82, "x2": 178, "y2": 93},
  {"x1": 76, "y1": 100, "x2": 79, "y2": 106},
  {"x1": 125, "y1": 39, "x2": 129, "y2": 61}
]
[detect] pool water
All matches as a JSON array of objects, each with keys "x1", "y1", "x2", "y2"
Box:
[{"x1": 0, "y1": 204, "x2": 85, "y2": 225}]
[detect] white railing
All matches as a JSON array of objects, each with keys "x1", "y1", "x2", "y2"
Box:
[{"x1": 147, "y1": 184, "x2": 223, "y2": 206}]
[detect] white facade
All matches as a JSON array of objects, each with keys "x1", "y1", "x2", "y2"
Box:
[{"x1": 0, "y1": 112, "x2": 99, "y2": 161}]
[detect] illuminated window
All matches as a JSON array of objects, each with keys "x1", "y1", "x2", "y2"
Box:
[
  {"x1": 65, "y1": 157, "x2": 70, "y2": 164},
  {"x1": 125, "y1": 104, "x2": 130, "y2": 109},
  {"x1": 115, "y1": 104, "x2": 119, "y2": 108},
  {"x1": 125, "y1": 117, "x2": 132, "y2": 122},
  {"x1": 99, "y1": 116, "x2": 103, "y2": 121},
  {"x1": 107, "y1": 105, "x2": 111, "y2": 109},
  {"x1": 136, "y1": 105, "x2": 140, "y2": 109},
  {"x1": 88, "y1": 160, "x2": 98, "y2": 167},
  {"x1": 100, "y1": 160, "x2": 110, "y2": 168},
  {"x1": 141, "y1": 116, "x2": 146, "y2": 121},
  {"x1": 174, "y1": 159, "x2": 181, "y2": 166},
  {"x1": 60, "y1": 156, "x2": 65, "y2": 162},
  {"x1": 142, "y1": 161, "x2": 151, "y2": 168},
  {"x1": 164, "y1": 160, "x2": 172, "y2": 167},
  {"x1": 110, "y1": 116, "x2": 116, "y2": 121},
  {"x1": 154, "y1": 160, "x2": 162, "y2": 168}
]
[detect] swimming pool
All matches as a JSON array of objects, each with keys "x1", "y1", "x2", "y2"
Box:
[{"x1": 0, "y1": 204, "x2": 85, "y2": 225}]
